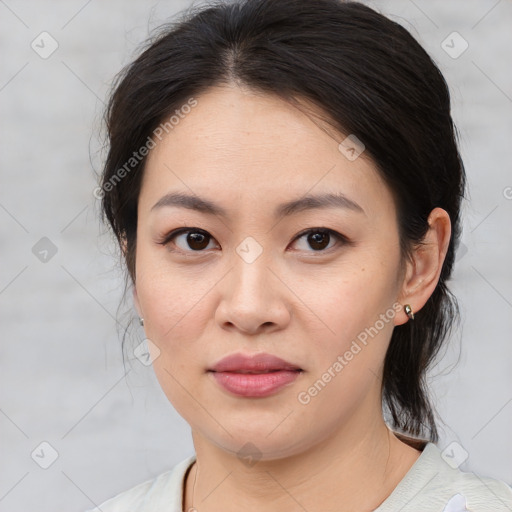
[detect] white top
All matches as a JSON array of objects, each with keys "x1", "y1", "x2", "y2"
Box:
[{"x1": 86, "y1": 442, "x2": 512, "y2": 512}]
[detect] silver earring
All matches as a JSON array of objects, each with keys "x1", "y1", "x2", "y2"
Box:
[
  {"x1": 404, "y1": 304, "x2": 414, "y2": 321},
  {"x1": 139, "y1": 317, "x2": 144, "y2": 326}
]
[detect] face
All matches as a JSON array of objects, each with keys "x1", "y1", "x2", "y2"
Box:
[{"x1": 133, "y1": 85, "x2": 406, "y2": 460}]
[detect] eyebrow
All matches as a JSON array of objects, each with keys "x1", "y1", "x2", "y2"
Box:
[{"x1": 150, "y1": 191, "x2": 365, "y2": 218}]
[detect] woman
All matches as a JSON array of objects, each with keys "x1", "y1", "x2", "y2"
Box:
[{"x1": 89, "y1": 0, "x2": 512, "y2": 510}]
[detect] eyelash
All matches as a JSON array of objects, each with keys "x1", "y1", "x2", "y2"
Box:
[{"x1": 156, "y1": 227, "x2": 350, "y2": 255}]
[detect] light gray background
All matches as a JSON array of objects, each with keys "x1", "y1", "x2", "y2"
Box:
[{"x1": 1, "y1": 1, "x2": 511, "y2": 510}]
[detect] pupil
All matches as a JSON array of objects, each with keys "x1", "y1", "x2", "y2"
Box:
[
  {"x1": 309, "y1": 231, "x2": 329, "y2": 250},
  {"x1": 188, "y1": 232, "x2": 209, "y2": 250}
]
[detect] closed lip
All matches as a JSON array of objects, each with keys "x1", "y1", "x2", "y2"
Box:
[{"x1": 208, "y1": 352, "x2": 303, "y2": 373}]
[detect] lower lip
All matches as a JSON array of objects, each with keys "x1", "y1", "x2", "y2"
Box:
[{"x1": 209, "y1": 370, "x2": 302, "y2": 397}]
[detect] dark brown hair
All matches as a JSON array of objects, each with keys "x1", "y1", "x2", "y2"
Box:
[{"x1": 96, "y1": 0, "x2": 466, "y2": 443}]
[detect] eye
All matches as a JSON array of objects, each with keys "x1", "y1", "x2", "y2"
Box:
[
  {"x1": 157, "y1": 227, "x2": 349, "y2": 254},
  {"x1": 157, "y1": 228, "x2": 218, "y2": 253},
  {"x1": 291, "y1": 228, "x2": 348, "y2": 252}
]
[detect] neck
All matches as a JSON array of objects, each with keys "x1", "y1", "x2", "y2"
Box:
[{"x1": 183, "y1": 410, "x2": 422, "y2": 512}]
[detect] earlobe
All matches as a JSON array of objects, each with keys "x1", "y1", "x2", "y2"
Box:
[{"x1": 395, "y1": 207, "x2": 451, "y2": 326}]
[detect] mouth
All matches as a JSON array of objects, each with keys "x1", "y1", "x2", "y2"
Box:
[
  {"x1": 208, "y1": 352, "x2": 303, "y2": 374},
  {"x1": 208, "y1": 369, "x2": 303, "y2": 397},
  {"x1": 210, "y1": 369, "x2": 303, "y2": 374},
  {"x1": 207, "y1": 352, "x2": 303, "y2": 397}
]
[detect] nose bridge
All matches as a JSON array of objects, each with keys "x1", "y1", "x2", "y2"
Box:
[
  {"x1": 215, "y1": 236, "x2": 290, "y2": 333},
  {"x1": 230, "y1": 235, "x2": 275, "y2": 301}
]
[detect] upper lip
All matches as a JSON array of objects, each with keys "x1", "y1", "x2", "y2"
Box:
[{"x1": 209, "y1": 352, "x2": 302, "y2": 373}]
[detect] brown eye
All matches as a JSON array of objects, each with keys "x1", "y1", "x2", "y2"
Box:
[
  {"x1": 159, "y1": 228, "x2": 217, "y2": 252},
  {"x1": 307, "y1": 231, "x2": 330, "y2": 250},
  {"x1": 184, "y1": 231, "x2": 210, "y2": 250},
  {"x1": 158, "y1": 227, "x2": 348, "y2": 255},
  {"x1": 292, "y1": 228, "x2": 347, "y2": 252}
]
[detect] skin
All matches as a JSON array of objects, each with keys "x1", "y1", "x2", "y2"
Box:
[{"x1": 130, "y1": 84, "x2": 451, "y2": 511}]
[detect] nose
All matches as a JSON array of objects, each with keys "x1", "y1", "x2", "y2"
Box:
[{"x1": 215, "y1": 253, "x2": 291, "y2": 335}]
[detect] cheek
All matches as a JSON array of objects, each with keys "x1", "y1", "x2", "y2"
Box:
[
  {"x1": 295, "y1": 271, "x2": 397, "y2": 422},
  {"x1": 142, "y1": 273, "x2": 211, "y2": 414},
  {"x1": 300, "y1": 254, "x2": 399, "y2": 379},
  {"x1": 140, "y1": 284, "x2": 211, "y2": 361},
  {"x1": 135, "y1": 247, "x2": 213, "y2": 338},
  {"x1": 308, "y1": 258, "x2": 398, "y2": 333}
]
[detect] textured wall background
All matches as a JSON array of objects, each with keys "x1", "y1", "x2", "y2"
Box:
[{"x1": 0, "y1": 1, "x2": 511, "y2": 510}]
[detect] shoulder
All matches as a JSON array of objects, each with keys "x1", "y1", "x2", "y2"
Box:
[
  {"x1": 441, "y1": 465, "x2": 512, "y2": 511},
  {"x1": 377, "y1": 442, "x2": 512, "y2": 512},
  {"x1": 83, "y1": 454, "x2": 196, "y2": 512},
  {"x1": 427, "y1": 443, "x2": 512, "y2": 508}
]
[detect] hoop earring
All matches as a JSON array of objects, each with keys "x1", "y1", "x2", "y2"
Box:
[
  {"x1": 139, "y1": 317, "x2": 144, "y2": 326},
  {"x1": 404, "y1": 304, "x2": 414, "y2": 321}
]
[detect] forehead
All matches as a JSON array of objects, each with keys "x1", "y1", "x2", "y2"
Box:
[{"x1": 139, "y1": 85, "x2": 394, "y2": 220}]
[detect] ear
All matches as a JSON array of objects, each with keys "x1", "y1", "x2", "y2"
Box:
[{"x1": 395, "y1": 207, "x2": 451, "y2": 326}]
